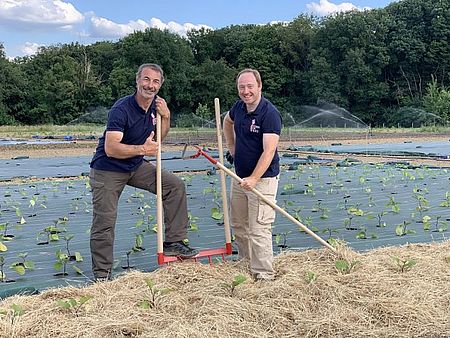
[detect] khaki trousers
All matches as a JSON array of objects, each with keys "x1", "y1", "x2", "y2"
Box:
[
  {"x1": 89, "y1": 160, "x2": 188, "y2": 278},
  {"x1": 230, "y1": 176, "x2": 279, "y2": 279}
]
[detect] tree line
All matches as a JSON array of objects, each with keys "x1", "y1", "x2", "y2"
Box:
[{"x1": 0, "y1": 0, "x2": 449, "y2": 127}]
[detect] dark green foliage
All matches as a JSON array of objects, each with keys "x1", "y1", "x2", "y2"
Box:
[{"x1": 1, "y1": 0, "x2": 449, "y2": 126}]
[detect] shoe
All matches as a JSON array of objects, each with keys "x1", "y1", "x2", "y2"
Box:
[
  {"x1": 163, "y1": 241, "x2": 198, "y2": 258},
  {"x1": 94, "y1": 276, "x2": 111, "y2": 282},
  {"x1": 254, "y1": 273, "x2": 275, "y2": 282}
]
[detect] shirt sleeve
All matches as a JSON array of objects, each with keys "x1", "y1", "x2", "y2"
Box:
[
  {"x1": 106, "y1": 107, "x2": 127, "y2": 132},
  {"x1": 261, "y1": 107, "x2": 282, "y2": 135},
  {"x1": 229, "y1": 107, "x2": 235, "y2": 121}
]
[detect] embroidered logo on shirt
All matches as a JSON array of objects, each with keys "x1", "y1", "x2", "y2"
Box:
[
  {"x1": 250, "y1": 119, "x2": 260, "y2": 133},
  {"x1": 151, "y1": 113, "x2": 157, "y2": 126}
]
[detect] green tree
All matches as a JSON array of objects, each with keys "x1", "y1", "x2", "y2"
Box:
[{"x1": 423, "y1": 76, "x2": 450, "y2": 122}]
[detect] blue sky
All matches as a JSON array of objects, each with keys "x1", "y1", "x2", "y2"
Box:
[{"x1": 0, "y1": 0, "x2": 394, "y2": 58}]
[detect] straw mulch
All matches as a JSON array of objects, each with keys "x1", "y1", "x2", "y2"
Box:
[{"x1": 1, "y1": 241, "x2": 450, "y2": 338}]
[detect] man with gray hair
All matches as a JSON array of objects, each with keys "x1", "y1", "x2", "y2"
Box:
[{"x1": 89, "y1": 63, "x2": 198, "y2": 281}]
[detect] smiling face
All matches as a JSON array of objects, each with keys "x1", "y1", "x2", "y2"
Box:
[
  {"x1": 237, "y1": 71, "x2": 262, "y2": 111},
  {"x1": 135, "y1": 67, "x2": 163, "y2": 102}
]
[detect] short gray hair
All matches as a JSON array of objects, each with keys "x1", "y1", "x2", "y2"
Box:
[{"x1": 136, "y1": 63, "x2": 165, "y2": 83}]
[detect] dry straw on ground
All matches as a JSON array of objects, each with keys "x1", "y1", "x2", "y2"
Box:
[{"x1": 1, "y1": 241, "x2": 450, "y2": 338}]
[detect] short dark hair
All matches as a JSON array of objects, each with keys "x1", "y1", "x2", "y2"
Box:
[
  {"x1": 136, "y1": 63, "x2": 165, "y2": 83},
  {"x1": 236, "y1": 68, "x2": 262, "y2": 87}
]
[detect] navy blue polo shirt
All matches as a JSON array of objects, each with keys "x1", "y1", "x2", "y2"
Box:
[
  {"x1": 90, "y1": 94, "x2": 157, "y2": 172},
  {"x1": 229, "y1": 97, "x2": 282, "y2": 178}
]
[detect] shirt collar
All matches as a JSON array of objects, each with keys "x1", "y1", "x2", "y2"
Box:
[
  {"x1": 131, "y1": 92, "x2": 156, "y2": 114},
  {"x1": 245, "y1": 96, "x2": 265, "y2": 116}
]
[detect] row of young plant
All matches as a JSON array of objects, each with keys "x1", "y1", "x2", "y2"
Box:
[
  {"x1": 1, "y1": 162, "x2": 449, "y2": 284},
  {"x1": 0, "y1": 179, "x2": 93, "y2": 282},
  {"x1": 272, "y1": 162, "x2": 450, "y2": 249},
  {"x1": 0, "y1": 172, "x2": 230, "y2": 283}
]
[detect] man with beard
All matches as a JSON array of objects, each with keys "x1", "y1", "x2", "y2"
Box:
[{"x1": 89, "y1": 63, "x2": 198, "y2": 281}]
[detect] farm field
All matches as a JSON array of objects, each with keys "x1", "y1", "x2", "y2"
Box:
[
  {"x1": 1, "y1": 130, "x2": 450, "y2": 337},
  {"x1": 0, "y1": 142, "x2": 449, "y2": 294}
]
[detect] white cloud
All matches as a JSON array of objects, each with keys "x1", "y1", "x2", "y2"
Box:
[
  {"x1": 90, "y1": 16, "x2": 149, "y2": 38},
  {"x1": 0, "y1": 0, "x2": 84, "y2": 30},
  {"x1": 306, "y1": 0, "x2": 370, "y2": 16},
  {"x1": 21, "y1": 42, "x2": 43, "y2": 55},
  {"x1": 90, "y1": 15, "x2": 212, "y2": 39}
]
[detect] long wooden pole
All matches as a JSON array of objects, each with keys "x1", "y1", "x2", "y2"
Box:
[
  {"x1": 196, "y1": 147, "x2": 336, "y2": 253},
  {"x1": 156, "y1": 113, "x2": 164, "y2": 255},
  {"x1": 214, "y1": 98, "x2": 232, "y2": 250}
]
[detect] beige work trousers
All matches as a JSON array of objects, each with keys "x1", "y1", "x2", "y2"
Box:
[{"x1": 230, "y1": 176, "x2": 279, "y2": 279}]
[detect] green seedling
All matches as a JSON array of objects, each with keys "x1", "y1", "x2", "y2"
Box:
[
  {"x1": 10, "y1": 252, "x2": 35, "y2": 276},
  {"x1": 0, "y1": 222, "x2": 15, "y2": 240},
  {"x1": 422, "y1": 215, "x2": 432, "y2": 231},
  {"x1": 292, "y1": 206, "x2": 304, "y2": 222},
  {"x1": 0, "y1": 241, "x2": 7, "y2": 252},
  {"x1": 322, "y1": 227, "x2": 339, "y2": 239},
  {"x1": 37, "y1": 225, "x2": 62, "y2": 245},
  {"x1": 344, "y1": 216, "x2": 357, "y2": 231},
  {"x1": 376, "y1": 212, "x2": 388, "y2": 227},
  {"x1": 133, "y1": 233, "x2": 145, "y2": 251},
  {"x1": 305, "y1": 182, "x2": 315, "y2": 195},
  {"x1": 392, "y1": 256, "x2": 416, "y2": 272},
  {"x1": 138, "y1": 278, "x2": 171, "y2": 309},
  {"x1": 439, "y1": 192, "x2": 450, "y2": 207},
  {"x1": 54, "y1": 249, "x2": 70, "y2": 276},
  {"x1": 211, "y1": 205, "x2": 223, "y2": 221},
  {"x1": 414, "y1": 194, "x2": 429, "y2": 218},
  {"x1": 220, "y1": 274, "x2": 247, "y2": 296},
  {"x1": 0, "y1": 304, "x2": 24, "y2": 324},
  {"x1": 395, "y1": 220, "x2": 415, "y2": 236},
  {"x1": 188, "y1": 212, "x2": 199, "y2": 231},
  {"x1": 274, "y1": 231, "x2": 291, "y2": 249},
  {"x1": 355, "y1": 227, "x2": 378, "y2": 240},
  {"x1": 387, "y1": 196, "x2": 400, "y2": 213},
  {"x1": 432, "y1": 216, "x2": 448, "y2": 233},
  {"x1": 283, "y1": 183, "x2": 295, "y2": 191},
  {"x1": 281, "y1": 199, "x2": 294, "y2": 209},
  {"x1": 335, "y1": 259, "x2": 360, "y2": 274},
  {"x1": 57, "y1": 295, "x2": 93, "y2": 317},
  {"x1": 123, "y1": 249, "x2": 135, "y2": 269},
  {"x1": 306, "y1": 271, "x2": 318, "y2": 284},
  {"x1": 63, "y1": 235, "x2": 83, "y2": 262},
  {"x1": 327, "y1": 237, "x2": 345, "y2": 248},
  {"x1": 28, "y1": 195, "x2": 45, "y2": 215},
  {"x1": 130, "y1": 189, "x2": 145, "y2": 199},
  {"x1": 14, "y1": 207, "x2": 26, "y2": 225}
]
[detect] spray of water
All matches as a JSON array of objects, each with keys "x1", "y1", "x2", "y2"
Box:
[{"x1": 291, "y1": 103, "x2": 368, "y2": 129}]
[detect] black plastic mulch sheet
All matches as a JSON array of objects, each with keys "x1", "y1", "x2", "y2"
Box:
[
  {"x1": 1, "y1": 152, "x2": 450, "y2": 297},
  {"x1": 289, "y1": 140, "x2": 450, "y2": 158}
]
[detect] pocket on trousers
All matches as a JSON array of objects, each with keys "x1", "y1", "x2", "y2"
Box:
[{"x1": 257, "y1": 199, "x2": 276, "y2": 225}]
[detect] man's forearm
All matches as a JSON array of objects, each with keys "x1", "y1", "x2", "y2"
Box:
[
  {"x1": 106, "y1": 143, "x2": 146, "y2": 159},
  {"x1": 249, "y1": 149, "x2": 276, "y2": 180}
]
